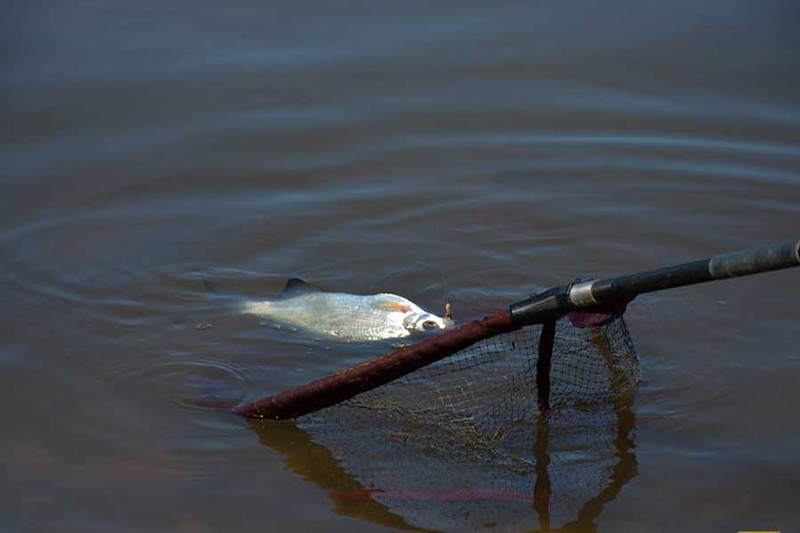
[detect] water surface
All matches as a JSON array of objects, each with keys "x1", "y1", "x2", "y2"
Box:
[{"x1": 2, "y1": 1, "x2": 799, "y2": 531}]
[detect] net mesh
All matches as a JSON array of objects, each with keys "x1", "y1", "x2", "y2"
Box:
[
  {"x1": 277, "y1": 316, "x2": 640, "y2": 531},
  {"x1": 302, "y1": 316, "x2": 638, "y2": 455}
]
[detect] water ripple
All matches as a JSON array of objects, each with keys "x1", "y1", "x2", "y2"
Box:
[{"x1": 102, "y1": 359, "x2": 248, "y2": 411}]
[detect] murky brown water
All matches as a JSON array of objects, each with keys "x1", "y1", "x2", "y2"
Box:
[{"x1": 2, "y1": 1, "x2": 799, "y2": 531}]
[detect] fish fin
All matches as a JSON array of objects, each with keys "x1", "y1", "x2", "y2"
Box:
[
  {"x1": 375, "y1": 301, "x2": 412, "y2": 313},
  {"x1": 279, "y1": 278, "x2": 318, "y2": 298}
]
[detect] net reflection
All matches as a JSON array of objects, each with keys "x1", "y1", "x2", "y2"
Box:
[{"x1": 251, "y1": 401, "x2": 637, "y2": 532}]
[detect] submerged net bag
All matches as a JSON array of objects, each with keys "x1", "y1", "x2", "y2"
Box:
[{"x1": 299, "y1": 315, "x2": 638, "y2": 455}]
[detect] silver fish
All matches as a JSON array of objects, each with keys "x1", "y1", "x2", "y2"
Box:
[{"x1": 241, "y1": 278, "x2": 453, "y2": 342}]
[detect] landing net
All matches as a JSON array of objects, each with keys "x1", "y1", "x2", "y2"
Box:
[
  {"x1": 299, "y1": 315, "x2": 638, "y2": 460},
  {"x1": 244, "y1": 240, "x2": 800, "y2": 530}
]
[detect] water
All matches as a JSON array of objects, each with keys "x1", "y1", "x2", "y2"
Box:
[{"x1": 2, "y1": 1, "x2": 799, "y2": 531}]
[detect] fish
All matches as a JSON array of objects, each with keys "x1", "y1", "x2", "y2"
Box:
[{"x1": 241, "y1": 278, "x2": 453, "y2": 342}]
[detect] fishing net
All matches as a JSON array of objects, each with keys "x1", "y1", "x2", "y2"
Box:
[
  {"x1": 254, "y1": 315, "x2": 639, "y2": 531},
  {"x1": 242, "y1": 241, "x2": 800, "y2": 531},
  {"x1": 300, "y1": 315, "x2": 638, "y2": 455}
]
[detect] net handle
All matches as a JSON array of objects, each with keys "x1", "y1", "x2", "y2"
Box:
[{"x1": 510, "y1": 239, "x2": 799, "y2": 326}]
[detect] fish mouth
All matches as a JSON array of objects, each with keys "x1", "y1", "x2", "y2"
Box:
[{"x1": 413, "y1": 314, "x2": 452, "y2": 331}]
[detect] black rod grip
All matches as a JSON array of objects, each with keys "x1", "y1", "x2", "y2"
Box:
[
  {"x1": 708, "y1": 240, "x2": 800, "y2": 280},
  {"x1": 589, "y1": 259, "x2": 711, "y2": 303}
]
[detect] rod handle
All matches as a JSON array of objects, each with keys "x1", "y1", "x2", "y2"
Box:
[{"x1": 708, "y1": 240, "x2": 800, "y2": 279}]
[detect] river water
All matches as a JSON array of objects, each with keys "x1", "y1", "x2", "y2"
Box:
[{"x1": 2, "y1": 1, "x2": 799, "y2": 531}]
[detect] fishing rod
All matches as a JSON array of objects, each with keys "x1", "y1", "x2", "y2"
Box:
[{"x1": 235, "y1": 239, "x2": 799, "y2": 420}]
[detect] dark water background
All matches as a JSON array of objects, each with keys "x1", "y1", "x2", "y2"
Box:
[{"x1": 2, "y1": 1, "x2": 799, "y2": 531}]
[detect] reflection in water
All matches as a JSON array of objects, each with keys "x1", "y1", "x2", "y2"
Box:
[
  {"x1": 252, "y1": 421, "x2": 427, "y2": 532},
  {"x1": 251, "y1": 401, "x2": 637, "y2": 532}
]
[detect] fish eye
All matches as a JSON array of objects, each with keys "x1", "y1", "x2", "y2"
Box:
[{"x1": 422, "y1": 320, "x2": 439, "y2": 329}]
